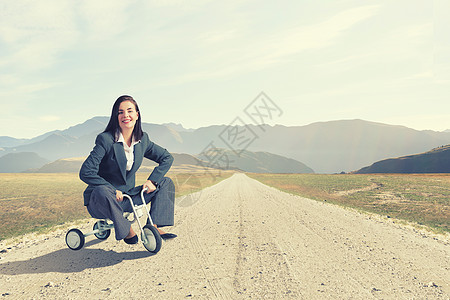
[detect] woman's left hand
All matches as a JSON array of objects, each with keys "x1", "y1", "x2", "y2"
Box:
[{"x1": 143, "y1": 180, "x2": 157, "y2": 193}]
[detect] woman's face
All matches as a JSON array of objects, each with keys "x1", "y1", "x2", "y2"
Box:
[{"x1": 118, "y1": 100, "x2": 139, "y2": 133}]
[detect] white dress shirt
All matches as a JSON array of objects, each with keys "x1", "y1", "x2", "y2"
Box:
[{"x1": 116, "y1": 132, "x2": 141, "y2": 171}]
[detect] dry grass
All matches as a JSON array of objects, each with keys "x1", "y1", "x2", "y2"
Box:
[
  {"x1": 0, "y1": 171, "x2": 234, "y2": 240},
  {"x1": 247, "y1": 173, "x2": 450, "y2": 233}
]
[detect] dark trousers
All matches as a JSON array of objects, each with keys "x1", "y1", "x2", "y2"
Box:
[{"x1": 87, "y1": 177, "x2": 175, "y2": 240}]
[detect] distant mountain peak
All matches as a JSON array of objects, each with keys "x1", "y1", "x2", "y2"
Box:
[
  {"x1": 61, "y1": 117, "x2": 109, "y2": 138},
  {"x1": 162, "y1": 123, "x2": 195, "y2": 132},
  {"x1": 0, "y1": 152, "x2": 49, "y2": 173},
  {"x1": 312, "y1": 119, "x2": 409, "y2": 128},
  {"x1": 355, "y1": 144, "x2": 450, "y2": 174},
  {"x1": 196, "y1": 147, "x2": 314, "y2": 173}
]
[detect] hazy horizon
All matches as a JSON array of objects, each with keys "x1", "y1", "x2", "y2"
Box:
[
  {"x1": 1, "y1": 0, "x2": 449, "y2": 138},
  {"x1": 2, "y1": 117, "x2": 449, "y2": 141}
]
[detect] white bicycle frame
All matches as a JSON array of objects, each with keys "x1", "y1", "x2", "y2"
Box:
[
  {"x1": 123, "y1": 187, "x2": 155, "y2": 244},
  {"x1": 66, "y1": 186, "x2": 162, "y2": 252},
  {"x1": 86, "y1": 187, "x2": 155, "y2": 240}
]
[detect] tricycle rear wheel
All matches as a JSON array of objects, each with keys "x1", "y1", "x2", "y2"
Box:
[
  {"x1": 93, "y1": 220, "x2": 111, "y2": 240},
  {"x1": 66, "y1": 229, "x2": 85, "y2": 250}
]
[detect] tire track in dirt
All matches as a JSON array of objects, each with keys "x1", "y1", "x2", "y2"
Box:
[
  {"x1": 333, "y1": 181, "x2": 383, "y2": 196},
  {"x1": 231, "y1": 175, "x2": 303, "y2": 299},
  {"x1": 258, "y1": 186, "x2": 388, "y2": 298},
  {"x1": 187, "y1": 230, "x2": 231, "y2": 299},
  {"x1": 232, "y1": 186, "x2": 245, "y2": 294},
  {"x1": 169, "y1": 178, "x2": 239, "y2": 299},
  {"x1": 249, "y1": 175, "x2": 449, "y2": 298}
]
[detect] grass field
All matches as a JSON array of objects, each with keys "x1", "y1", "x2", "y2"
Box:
[
  {"x1": 247, "y1": 173, "x2": 450, "y2": 233},
  {"x1": 3, "y1": 172, "x2": 448, "y2": 240},
  {"x1": 0, "y1": 171, "x2": 233, "y2": 241}
]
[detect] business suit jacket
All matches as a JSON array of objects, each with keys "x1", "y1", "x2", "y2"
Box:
[{"x1": 79, "y1": 131, "x2": 174, "y2": 206}]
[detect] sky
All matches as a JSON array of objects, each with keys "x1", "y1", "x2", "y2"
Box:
[{"x1": 1, "y1": 0, "x2": 449, "y2": 139}]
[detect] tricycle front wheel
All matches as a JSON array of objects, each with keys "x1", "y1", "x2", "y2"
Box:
[{"x1": 142, "y1": 225, "x2": 162, "y2": 254}]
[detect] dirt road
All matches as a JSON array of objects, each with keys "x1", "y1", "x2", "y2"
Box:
[{"x1": 1, "y1": 173, "x2": 449, "y2": 299}]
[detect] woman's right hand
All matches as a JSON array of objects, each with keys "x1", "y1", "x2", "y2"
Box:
[{"x1": 116, "y1": 190, "x2": 124, "y2": 202}]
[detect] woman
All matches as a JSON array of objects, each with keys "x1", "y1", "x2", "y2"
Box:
[{"x1": 79, "y1": 95, "x2": 176, "y2": 244}]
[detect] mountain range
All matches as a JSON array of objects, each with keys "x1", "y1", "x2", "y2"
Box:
[
  {"x1": 0, "y1": 152, "x2": 50, "y2": 173},
  {"x1": 1, "y1": 117, "x2": 450, "y2": 173},
  {"x1": 355, "y1": 144, "x2": 450, "y2": 173},
  {"x1": 13, "y1": 150, "x2": 311, "y2": 174},
  {"x1": 197, "y1": 148, "x2": 313, "y2": 174}
]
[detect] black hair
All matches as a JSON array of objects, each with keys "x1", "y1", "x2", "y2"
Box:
[{"x1": 103, "y1": 95, "x2": 143, "y2": 140}]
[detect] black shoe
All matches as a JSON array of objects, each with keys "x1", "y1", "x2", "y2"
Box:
[
  {"x1": 160, "y1": 233, "x2": 177, "y2": 240},
  {"x1": 124, "y1": 235, "x2": 138, "y2": 244}
]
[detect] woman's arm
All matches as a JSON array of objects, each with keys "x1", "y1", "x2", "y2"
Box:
[
  {"x1": 79, "y1": 133, "x2": 116, "y2": 191},
  {"x1": 143, "y1": 133, "x2": 174, "y2": 186}
]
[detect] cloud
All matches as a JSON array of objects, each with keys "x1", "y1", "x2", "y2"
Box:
[
  {"x1": 39, "y1": 115, "x2": 61, "y2": 122},
  {"x1": 199, "y1": 29, "x2": 239, "y2": 44},
  {"x1": 0, "y1": 1, "x2": 139, "y2": 73},
  {"x1": 0, "y1": 80, "x2": 57, "y2": 103},
  {"x1": 0, "y1": 1, "x2": 79, "y2": 73},
  {"x1": 252, "y1": 5, "x2": 380, "y2": 65},
  {"x1": 153, "y1": 4, "x2": 380, "y2": 86},
  {"x1": 0, "y1": 0, "x2": 139, "y2": 110},
  {"x1": 147, "y1": 0, "x2": 213, "y2": 8},
  {"x1": 77, "y1": 1, "x2": 134, "y2": 41}
]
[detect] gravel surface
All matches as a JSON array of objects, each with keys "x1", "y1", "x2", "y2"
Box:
[{"x1": 0, "y1": 173, "x2": 448, "y2": 299}]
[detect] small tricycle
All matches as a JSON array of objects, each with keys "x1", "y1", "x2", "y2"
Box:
[{"x1": 65, "y1": 187, "x2": 162, "y2": 254}]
